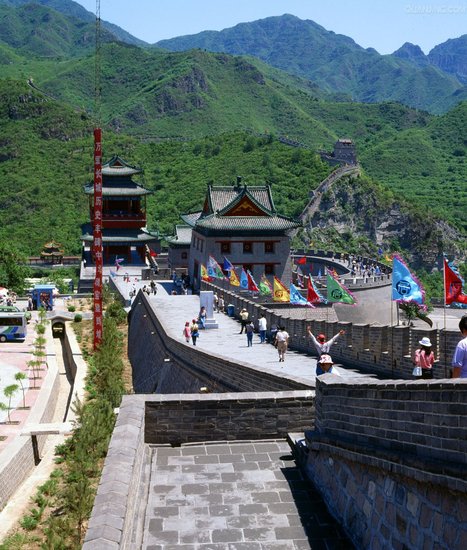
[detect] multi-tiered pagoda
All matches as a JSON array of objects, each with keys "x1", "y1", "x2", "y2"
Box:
[{"x1": 79, "y1": 155, "x2": 159, "y2": 290}]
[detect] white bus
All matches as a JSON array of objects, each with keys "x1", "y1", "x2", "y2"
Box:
[{"x1": 0, "y1": 312, "x2": 28, "y2": 342}]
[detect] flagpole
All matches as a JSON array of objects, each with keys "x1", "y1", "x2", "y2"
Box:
[
  {"x1": 390, "y1": 296, "x2": 394, "y2": 376},
  {"x1": 443, "y1": 256, "x2": 447, "y2": 377}
]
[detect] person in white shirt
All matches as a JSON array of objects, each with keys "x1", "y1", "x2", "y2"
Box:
[
  {"x1": 258, "y1": 314, "x2": 267, "y2": 343},
  {"x1": 275, "y1": 326, "x2": 289, "y2": 362}
]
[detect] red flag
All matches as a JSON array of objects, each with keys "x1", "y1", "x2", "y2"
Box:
[
  {"x1": 247, "y1": 270, "x2": 259, "y2": 292},
  {"x1": 307, "y1": 276, "x2": 325, "y2": 304},
  {"x1": 150, "y1": 249, "x2": 158, "y2": 258},
  {"x1": 444, "y1": 258, "x2": 467, "y2": 305},
  {"x1": 296, "y1": 256, "x2": 307, "y2": 265}
]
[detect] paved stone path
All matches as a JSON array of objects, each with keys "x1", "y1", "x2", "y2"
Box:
[
  {"x1": 141, "y1": 439, "x2": 352, "y2": 549},
  {"x1": 138, "y1": 288, "x2": 375, "y2": 388}
]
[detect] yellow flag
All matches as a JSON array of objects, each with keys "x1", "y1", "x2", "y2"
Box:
[
  {"x1": 229, "y1": 268, "x2": 240, "y2": 287},
  {"x1": 273, "y1": 276, "x2": 290, "y2": 302},
  {"x1": 201, "y1": 264, "x2": 211, "y2": 281}
]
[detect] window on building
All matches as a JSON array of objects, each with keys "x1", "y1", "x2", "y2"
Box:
[
  {"x1": 264, "y1": 242, "x2": 274, "y2": 254},
  {"x1": 200, "y1": 240, "x2": 204, "y2": 252},
  {"x1": 221, "y1": 242, "x2": 231, "y2": 254},
  {"x1": 181, "y1": 252, "x2": 188, "y2": 260},
  {"x1": 265, "y1": 264, "x2": 275, "y2": 275},
  {"x1": 243, "y1": 242, "x2": 253, "y2": 254},
  {"x1": 243, "y1": 264, "x2": 253, "y2": 273}
]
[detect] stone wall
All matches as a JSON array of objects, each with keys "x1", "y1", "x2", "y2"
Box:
[
  {"x1": 128, "y1": 293, "x2": 313, "y2": 394},
  {"x1": 84, "y1": 390, "x2": 315, "y2": 549},
  {"x1": 300, "y1": 376, "x2": 467, "y2": 549},
  {"x1": 203, "y1": 281, "x2": 459, "y2": 379},
  {"x1": 145, "y1": 391, "x2": 314, "y2": 445}
]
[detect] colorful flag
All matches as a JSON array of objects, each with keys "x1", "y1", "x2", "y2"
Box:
[
  {"x1": 223, "y1": 256, "x2": 234, "y2": 272},
  {"x1": 200, "y1": 264, "x2": 211, "y2": 282},
  {"x1": 326, "y1": 274, "x2": 356, "y2": 305},
  {"x1": 296, "y1": 266, "x2": 304, "y2": 288},
  {"x1": 114, "y1": 256, "x2": 124, "y2": 271},
  {"x1": 247, "y1": 270, "x2": 259, "y2": 292},
  {"x1": 391, "y1": 255, "x2": 424, "y2": 305},
  {"x1": 296, "y1": 256, "x2": 307, "y2": 265},
  {"x1": 149, "y1": 249, "x2": 158, "y2": 258},
  {"x1": 273, "y1": 276, "x2": 290, "y2": 302},
  {"x1": 444, "y1": 257, "x2": 467, "y2": 305},
  {"x1": 259, "y1": 274, "x2": 272, "y2": 296},
  {"x1": 229, "y1": 268, "x2": 240, "y2": 287},
  {"x1": 307, "y1": 275, "x2": 326, "y2": 304},
  {"x1": 290, "y1": 283, "x2": 313, "y2": 306},
  {"x1": 207, "y1": 255, "x2": 226, "y2": 279},
  {"x1": 240, "y1": 268, "x2": 249, "y2": 289},
  {"x1": 109, "y1": 270, "x2": 117, "y2": 278}
]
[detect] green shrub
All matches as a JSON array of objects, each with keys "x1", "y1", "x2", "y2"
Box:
[
  {"x1": 67, "y1": 305, "x2": 76, "y2": 312},
  {"x1": 73, "y1": 314, "x2": 82, "y2": 323},
  {"x1": 20, "y1": 515, "x2": 38, "y2": 531}
]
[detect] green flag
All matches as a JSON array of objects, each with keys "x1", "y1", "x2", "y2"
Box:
[
  {"x1": 259, "y1": 274, "x2": 272, "y2": 296},
  {"x1": 326, "y1": 274, "x2": 356, "y2": 305}
]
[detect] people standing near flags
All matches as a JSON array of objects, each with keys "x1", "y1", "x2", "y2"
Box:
[
  {"x1": 214, "y1": 292, "x2": 219, "y2": 312},
  {"x1": 245, "y1": 321, "x2": 255, "y2": 347},
  {"x1": 239, "y1": 308, "x2": 250, "y2": 334},
  {"x1": 218, "y1": 295, "x2": 225, "y2": 313},
  {"x1": 413, "y1": 337, "x2": 435, "y2": 379},
  {"x1": 276, "y1": 326, "x2": 290, "y2": 362},
  {"x1": 452, "y1": 315, "x2": 467, "y2": 379},
  {"x1": 258, "y1": 314, "x2": 267, "y2": 343},
  {"x1": 307, "y1": 327, "x2": 345, "y2": 359}
]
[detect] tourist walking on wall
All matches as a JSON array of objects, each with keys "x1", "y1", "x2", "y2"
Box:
[
  {"x1": 239, "y1": 308, "x2": 249, "y2": 334},
  {"x1": 245, "y1": 321, "x2": 255, "y2": 347},
  {"x1": 218, "y1": 295, "x2": 225, "y2": 313},
  {"x1": 452, "y1": 315, "x2": 467, "y2": 378},
  {"x1": 276, "y1": 326, "x2": 289, "y2": 362},
  {"x1": 413, "y1": 337, "x2": 435, "y2": 379},
  {"x1": 190, "y1": 319, "x2": 199, "y2": 346},
  {"x1": 182, "y1": 321, "x2": 191, "y2": 343},
  {"x1": 150, "y1": 280, "x2": 157, "y2": 294},
  {"x1": 307, "y1": 327, "x2": 345, "y2": 356},
  {"x1": 258, "y1": 314, "x2": 267, "y2": 343}
]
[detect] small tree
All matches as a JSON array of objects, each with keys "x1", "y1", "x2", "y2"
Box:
[
  {"x1": 3, "y1": 384, "x2": 19, "y2": 423},
  {"x1": 14, "y1": 371, "x2": 28, "y2": 408}
]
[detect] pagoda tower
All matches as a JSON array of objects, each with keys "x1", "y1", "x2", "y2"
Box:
[{"x1": 79, "y1": 155, "x2": 159, "y2": 289}]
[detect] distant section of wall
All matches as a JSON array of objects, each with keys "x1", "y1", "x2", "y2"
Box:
[
  {"x1": 128, "y1": 293, "x2": 313, "y2": 394},
  {"x1": 300, "y1": 376, "x2": 467, "y2": 550},
  {"x1": 203, "y1": 281, "x2": 459, "y2": 380},
  {"x1": 145, "y1": 391, "x2": 314, "y2": 445}
]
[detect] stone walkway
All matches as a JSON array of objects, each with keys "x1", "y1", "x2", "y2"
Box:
[
  {"x1": 141, "y1": 439, "x2": 352, "y2": 549},
  {"x1": 140, "y1": 290, "x2": 375, "y2": 388}
]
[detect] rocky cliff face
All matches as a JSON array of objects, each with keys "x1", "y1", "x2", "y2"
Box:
[
  {"x1": 306, "y1": 174, "x2": 464, "y2": 270},
  {"x1": 428, "y1": 35, "x2": 467, "y2": 84}
]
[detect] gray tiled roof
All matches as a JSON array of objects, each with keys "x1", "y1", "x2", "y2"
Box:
[
  {"x1": 102, "y1": 155, "x2": 142, "y2": 176},
  {"x1": 208, "y1": 185, "x2": 274, "y2": 213},
  {"x1": 82, "y1": 228, "x2": 159, "y2": 243},
  {"x1": 180, "y1": 212, "x2": 202, "y2": 227},
  {"x1": 83, "y1": 183, "x2": 151, "y2": 196},
  {"x1": 195, "y1": 214, "x2": 301, "y2": 231},
  {"x1": 165, "y1": 225, "x2": 192, "y2": 245}
]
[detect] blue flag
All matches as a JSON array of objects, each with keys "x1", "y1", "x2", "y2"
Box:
[
  {"x1": 223, "y1": 256, "x2": 234, "y2": 272},
  {"x1": 240, "y1": 268, "x2": 249, "y2": 289},
  {"x1": 290, "y1": 283, "x2": 308, "y2": 305},
  {"x1": 392, "y1": 255, "x2": 425, "y2": 305}
]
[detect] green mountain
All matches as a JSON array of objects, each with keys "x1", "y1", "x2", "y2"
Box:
[
  {"x1": 0, "y1": 0, "x2": 146, "y2": 47},
  {"x1": 428, "y1": 35, "x2": 467, "y2": 84},
  {"x1": 155, "y1": 14, "x2": 465, "y2": 114}
]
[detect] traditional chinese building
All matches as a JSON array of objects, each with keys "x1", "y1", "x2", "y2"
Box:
[
  {"x1": 40, "y1": 240, "x2": 64, "y2": 264},
  {"x1": 181, "y1": 178, "x2": 301, "y2": 289},
  {"x1": 165, "y1": 225, "x2": 192, "y2": 271},
  {"x1": 79, "y1": 155, "x2": 160, "y2": 289}
]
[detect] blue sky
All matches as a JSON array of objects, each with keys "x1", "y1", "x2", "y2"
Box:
[{"x1": 75, "y1": 0, "x2": 466, "y2": 54}]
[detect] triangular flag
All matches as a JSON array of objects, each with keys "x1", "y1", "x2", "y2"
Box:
[
  {"x1": 223, "y1": 256, "x2": 234, "y2": 272},
  {"x1": 444, "y1": 257, "x2": 467, "y2": 305},
  {"x1": 207, "y1": 255, "x2": 226, "y2": 279},
  {"x1": 201, "y1": 264, "x2": 212, "y2": 282},
  {"x1": 296, "y1": 256, "x2": 307, "y2": 265},
  {"x1": 307, "y1": 275, "x2": 326, "y2": 304},
  {"x1": 229, "y1": 268, "x2": 240, "y2": 287},
  {"x1": 290, "y1": 283, "x2": 313, "y2": 306},
  {"x1": 391, "y1": 255, "x2": 424, "y2": 305},
  {"x1": 240, "y1": 268, "x2": 249, "y2": 289},
  {"x1": 273, "y1": 276, "x2": 290, "y2": 302},
  {"x1": 327, "y1": 274, "x2": 356, "y2": 305},
  {"x1": 247, "y1": 270, "x2": 259, "y2": 292},
  {"x1": 259, "y1": 274, "x2": 272, "y2": 296}
]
